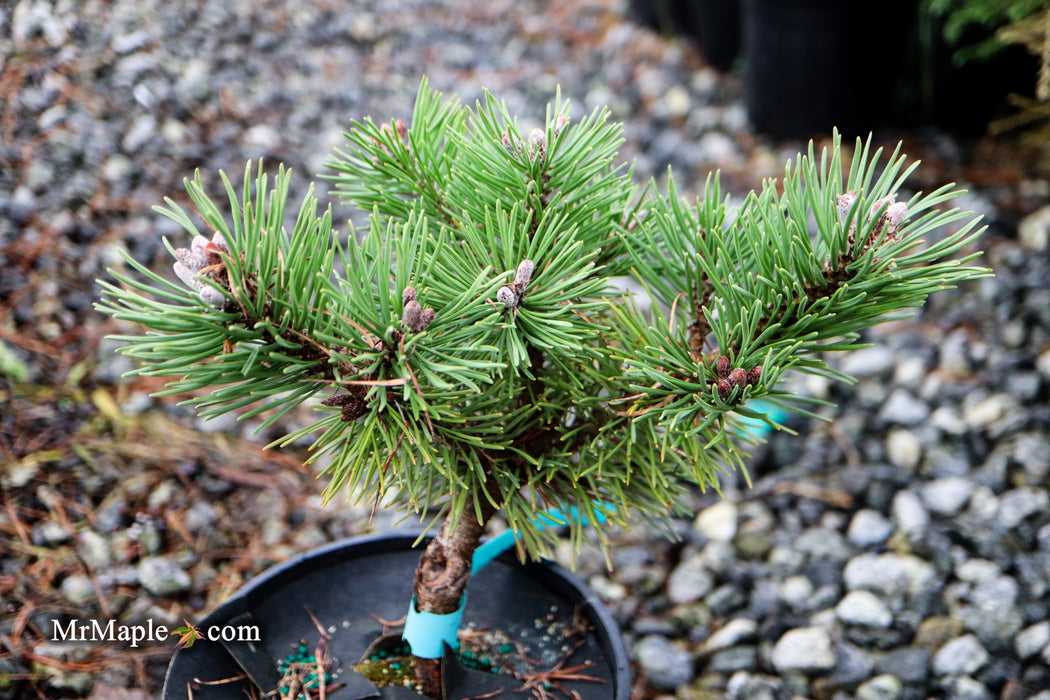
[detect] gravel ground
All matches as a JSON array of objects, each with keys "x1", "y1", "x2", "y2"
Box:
[{"x1": 3, "y1": 1, "x2": 1050, "y2": 699}]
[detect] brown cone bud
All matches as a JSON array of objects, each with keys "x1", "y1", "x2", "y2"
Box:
[
  {"x1": 340, "y1": 399, "x2": 368, "y2": 422},
  {"x1": 747, "y1": 365, "x2": 763, "y2": 385},
  {"x1": 715, "y1": 355, "x2": 731, "y2": 379},
  {"x1": 402, "y1": 285, "x2": 417, "y2": 306},
  {"x1": 419, "y1": 308, "x2": 436, "y2": 331},
  {"x1": 717, "y1": 379, "x2": 732, "y2": 399},
  {"x1": 728, "y1": 367, "x2": 747, "y2": 387},
  {"x1": 402, "y1": 299, "x2": 423, "y2": 331}
]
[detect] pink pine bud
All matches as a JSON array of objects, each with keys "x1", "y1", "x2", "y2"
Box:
[
  {"x1": 402, "y1": 285, "x2": 417, "y2": 306},
  {"x1": 528, "y1": 128, "x2": 547, "y2": 163},
  {"x1": 553, "y1": 113, "x2": 569, "y2": 136},
  {"x1": 419, "y1": 308, "x2": 436, "y2": 330},
  {"x1": 402, "y1": 299, "x2": 423, "y2": 332},
  {"x1": 190, "y1": 235, "x2": 210, "y2": 256},
  {"x1": 501, "y1": 131, "x2": 518, "y2": 155},
  {"x1": 837, "y1": 191, "x2": 857, "y2": 221},
  {"x1": 496, "y1": 285, "x2": 519, "y2": 308},
  {"x1": 884, "y1": 202, "x2": 908, "y2": 239},
  {"x1": 197, "y1": 283, "x2": 227, "y2": 308},
  {"x1": 395, "y1": 118, "x2": 407, "y2": 141},
  {"x1": 514, "y1": 259, "x2": 534, "y2": 288},
  {"x1": 868, "y1": 195, "x2": 895, "y2": 221},
  {"x1": 173, "y1": 261, "x2": 197, "y2": 287}
]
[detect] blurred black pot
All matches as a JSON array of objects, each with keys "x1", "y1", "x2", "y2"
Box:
[{"x1": 629, "y1": 0, "x2": 742, "y2": 71}]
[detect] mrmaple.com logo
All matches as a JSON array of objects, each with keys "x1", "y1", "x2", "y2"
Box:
[{"x1": 51, "y1": 618, "x2": 260, "y2": 648}]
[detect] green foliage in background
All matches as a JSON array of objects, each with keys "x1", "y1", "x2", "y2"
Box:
[{"x1": 97, "y1": 79, "x2": 990, "y2": 561}]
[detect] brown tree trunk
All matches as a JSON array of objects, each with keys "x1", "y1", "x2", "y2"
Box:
[{"x1": 411, "y1": 504, "x2": 493, "y2": 698}]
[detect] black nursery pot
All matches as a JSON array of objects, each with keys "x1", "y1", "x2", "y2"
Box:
[
  {"x1": 162, "y1": 533, "x2": 630, "y2": 700},
  {"x1": 744, "y1": 0, "x2": 915, "y2": 139},
  {"x1": 744, "y1": 0, "x2": 853, "y2": 139}
]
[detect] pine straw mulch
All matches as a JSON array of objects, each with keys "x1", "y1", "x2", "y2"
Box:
[{"x1": 1, "y1": 370, "x2": 372, "y2": 698}]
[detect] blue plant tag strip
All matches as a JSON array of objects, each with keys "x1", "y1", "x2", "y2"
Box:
[
  {"x1": 402, "y1": 594, "x2": 466, "y2": 659},
  {"x1": 471, "y1": 503, "x2": 612, "y2": 574},
  {"x1": 403, "y1": 503, "x2": 614, "y2": 657},
  {"x1": 733, "y1": 399, "x2": 787, "y2": 439}
]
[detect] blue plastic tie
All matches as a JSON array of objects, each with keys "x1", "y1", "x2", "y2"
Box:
[
  {"x1": 471, "y1": 503, "x2": 611, "y2": 574},
  {"x1": 402, "y1": 503, "x2": 612, "y2": 657},
  {"x1": 402, "y1": 595, "x2": 466, "y2": 659}
]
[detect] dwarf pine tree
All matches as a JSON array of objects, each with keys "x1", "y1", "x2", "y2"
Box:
[{"x1": 97, "y1": 79, "x2": 989, "y2": 698}]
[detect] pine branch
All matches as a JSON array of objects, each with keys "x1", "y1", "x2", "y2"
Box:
[{"x1": 97, "y1": 83, "x2": 991, "y2": 564}]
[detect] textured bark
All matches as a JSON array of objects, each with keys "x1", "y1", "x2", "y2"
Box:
[{"x1": 411, "y1": 505, "x2": 493, "y2": 698}]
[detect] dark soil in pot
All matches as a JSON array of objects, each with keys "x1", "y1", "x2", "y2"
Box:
[{"x1": 162, "y1": 533, "x2": 630, "y2": 699}]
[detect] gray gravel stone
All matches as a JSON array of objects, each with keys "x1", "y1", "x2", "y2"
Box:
[
  {"x1": 1015, "y1": 621, "x2": 1050, "y2": 659},
  {"x1": 77, "y1": 530, "x2": 112, "y2": 569},
  {"x1": 892, "y1": 490, "x2": 930, "y2": 534},
  {"x1": 694, "y1": 500, "x2": 738, "y2": 542},
  {"x1": 878, "y1": 389, "x2": 930, "y2": 425},
  {"x1": 886, "y1": 429, "x2": 923, "y2": 471},
  {"x1": 996, "y1": 487, "x2": 1050, "y2": 529},
  {"x1": 779, "y1": 574, "x2": 815, "y2": 611},
  {"x1": 770, "y1": 626, "x2": 837, "y2": 673},
  {"x1": 667, "y1": 554, "x2": 715, "y2": 605},
  {"x1": 842, "y1": 345, "x2": 895, "y2": 378},
  {"x1": 32, "y1": 521, "x2": 73, "y2": 547},
  {"x1": 939, "y1": 675, "x2": 993, "y2": 700},
  {"x1": 836, "y1": 590, "x2": 893, "y2": 628},
  {"x1": 137, "y1": 556, "x2": 191, "y2": 596},
  {"x1": 932, "y1": 634, "x2": 989, "y2": 676},
  {"x1": 875, "y1": 647, "x2": 931, "y2": 685},
  {"x1": 843, "y1": 553, "x2": 937, "y2": 602},
  {"x1": 848, "y1": 509, "x2": 895, "y2": 547},
  {"x1": 635, "y1": 635, "x2": 694, "y2": 690},
  {"x1": 922, "y1": 477, "x2": 974, "y2": 516},
  {"x1": 857, "y1": 674, "x2": 904, "y2": 700},
  {"x1": 703, "y1": 617, "x2": 758, "y2": 652},
  {"x1": 60, "y1": 574, "x2": 95, "y2": 605},
  {"x1": 707, "y1": 646, "x2": 758, "y2": 673}
]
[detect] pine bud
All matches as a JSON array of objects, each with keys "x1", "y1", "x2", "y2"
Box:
[
  {"x1": 341, "y1": 399, "x2": 368, "y2": 422},
  {"x1": 198, "y1": 283, "x2": 227, "y2": 308},
  {"x1": 868, "y1": 195, "x2": 895, "y2": 221},
  {"x1": 837, "y1": 190, "x2": 857, "y2": 222},
  {"x1": 884, "y1": 202, "x2": 907, "y2": 239},
  {"x1": 553, "y1": 113, "x2": 569, "y2": 136},
  {"x1": 514, "y1": 259, "x2": 534, "y2": 288},
  {"x1": 747, "y1": 365, "x2": 762, "y2": 385},
  {"x1": 728, "y1": 367, "x2": 747, "y2": 387},
  {"x1": 528, "y1": 128, "x2": 547, "y2": 163},
  {"x1": 497, "y1": 285, "x2": 519, "y2": 308},
  {"x1": 394, "y1": 118, "x2": 407, "y2": 141},
  {"x1": 402, "y1": 285, "x2": 417, "y2": 306},
  {"x1": 501, "y1": 131, "x2": 518, "y2": 155},
  {"x1": 419, "y1": 308, "x2": 436, "y2": 330},
  {"x1": 402, "y1": 299, "x2": 423, "y2": 331},
  {"x1": 717, "y1": 379, "x2": 732, "y2": 399},
  {"x1": 715, "y1": 355, "x2": 731, "y2": 379}
]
